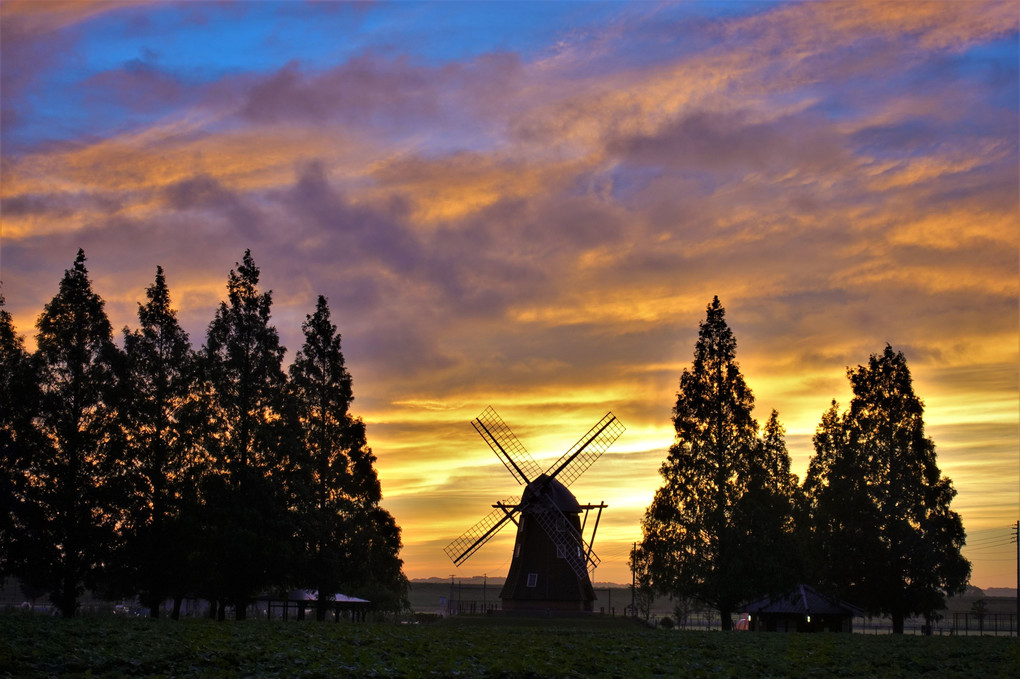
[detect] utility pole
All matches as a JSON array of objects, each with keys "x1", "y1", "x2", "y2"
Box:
[
  {"x1": 631, "y1": 541, "x2": 637, "y2": 618},
  {"x1": 1014, "y1": 521, "x2": 1018, "y2": 637}
]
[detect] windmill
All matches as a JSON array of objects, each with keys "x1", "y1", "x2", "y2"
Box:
[{"x1": 444, "y1": 407, "x2": 625, "y2": 612}]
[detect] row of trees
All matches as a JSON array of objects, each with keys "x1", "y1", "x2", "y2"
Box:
[
  {"x1": 636, "y1": 297, "x2": 970, "y2": 633},
  {"x1": 1, "y1": 250, "x2": 406, "y2": 619}
]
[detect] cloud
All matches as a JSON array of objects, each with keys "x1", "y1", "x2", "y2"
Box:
[
  {"x1": 0, "y1": 1, "x2": 144, "y2": 36},
  {"x1": 241, "y1": 56, "x2": 437, "y2": 127},
  {"x1": 80, "y1": 58, "x2": 190, "y2": 114},
  {"x1": 608, "y1": 109, "x2": 850, "y2": 181}
]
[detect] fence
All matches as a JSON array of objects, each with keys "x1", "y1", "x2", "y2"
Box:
[{"x1": 854, "y1": 613, "x2": 1016, "y2": 637}]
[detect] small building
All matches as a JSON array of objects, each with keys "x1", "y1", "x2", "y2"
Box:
[
  {"x1": 743, "y1": 584, "x2": 864, "y2": 633},
  {"x1": 262, "y1": 590, "x2": 371, "y2": 622}
]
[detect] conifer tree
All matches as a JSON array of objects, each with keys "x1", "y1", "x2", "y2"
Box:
[
  {"x1": 730, "y1": 410, "x2": 801, "y2": 600},
  {"x1": 803, "y1": 346, "x2": 970, "y2": 633},
  {"x1": 800, "y1": 400, "x2": 883, "y2": 604},
  {"x1": 202, "y1": 250, "x2": 301, "y2": 619},
  {"x1": 21, "y1": 250, "x2": 126, "y2": 617},
  {"x1": 0, "y1": 294, "x2": 40, "y2": 581},
  {"x1": 638, "y1": 297, "x2": 761, "y2": 630},
  {"x1": 289, "y1": 296, "x2": 405, "y2": 618},
  {"x1": 122, "y1": 267, "x2": 207, "y2": 618}
]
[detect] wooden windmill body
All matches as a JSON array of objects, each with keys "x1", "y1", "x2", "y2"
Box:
[{"x1": 444, "y1": 407, "x2": 624, "y2": 612}]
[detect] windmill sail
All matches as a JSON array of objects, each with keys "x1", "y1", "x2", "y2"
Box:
[
  {"x1": 443, "y1": 496, "x2": 521, "y2": 565},
  {"x1": 472, "y1": 406, "x2": 543, "y2": 485},
  {"x1": 529, "y1": 496, "x2": 601, "y2": 579},
  {"x1": 546, "y1": 412, "x2": 625, "y2": 487}
]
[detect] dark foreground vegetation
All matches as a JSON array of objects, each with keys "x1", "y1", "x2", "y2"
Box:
[{"x1": 1, "y1": 615, "x2": 1017, "y2": 678}]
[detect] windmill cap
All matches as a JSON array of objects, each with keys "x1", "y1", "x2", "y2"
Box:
[{"x1": 522, "y1": 474, "x2": 581, "y2": 513}]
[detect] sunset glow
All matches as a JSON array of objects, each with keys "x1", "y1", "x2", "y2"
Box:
[{"x1": 2, "y1": 1, "x2": 1017, "y2": 589}]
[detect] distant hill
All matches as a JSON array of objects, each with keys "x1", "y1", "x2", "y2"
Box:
[
  {"x1": 412, "y1": 576, "x2": 506, "y2": 586},
  {"x1": 982, "y1": 587, "x2": 1017, "y2": 598},
  {"x1": 411, "y1": 576, "x2": 633, "y2": 588}
]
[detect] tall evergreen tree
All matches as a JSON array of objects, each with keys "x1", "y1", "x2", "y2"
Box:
[
  {"x1": 122, "y1": 267, "x2": 208, "y2": 618},
  {"x1": 638, "y1": 297, "x2": 762, "y2": 630},
  {"x1": 202, "y1": 250, "x2": 300, "y2": 619},
  {"x1": 800, "y1": 400, "x2": 883, "y2": 607},
  {"x1": 730, "y1": 410, "x2": 801, "y2": 600},
  {"x1": 803, "y1": 346, "x2": 970, "y2": 633},
  {"x1": 350, "y1": 504, "x2": 407, "y2": 611},
  {"x1": 289, "y1": 296, "x2": 405, "y2": 619},
  {"x1": 0, "y1": 294, "x2": 41, "y2": 581},
  {"x1": 20, "y1": 250, "x2": 126, "y2": 617}
]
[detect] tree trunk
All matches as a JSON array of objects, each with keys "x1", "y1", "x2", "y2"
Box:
[
  {"x1": 719, "y1": 605, "x2": 733, "y2": 631},
  {"x1": 235, "y1": 597, "x2": 247, "y2": 620},
  {"x1": 172, "y1": 596, "x2": 182, "y2": 620},
  {"x1": 144, "y1": 592, "x2": 160, "y2": 619},
  {"x1": 892, "y1": 610, "x2": 904, "y2": 634},
  {"x1": 57, "y1": 575, "x2": 78, "y2": 618}
]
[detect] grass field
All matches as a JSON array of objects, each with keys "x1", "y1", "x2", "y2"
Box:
[{"x1": 1, "y1": 614, "x2": 1017, "y2": 678}]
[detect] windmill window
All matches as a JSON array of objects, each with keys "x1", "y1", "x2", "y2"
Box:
[
  {"x1": 514, "y1": 543, "x2": 521, "y2": 558},
  {"x1": 526, "y1": 573, "x2": 538, "y2": 588}
]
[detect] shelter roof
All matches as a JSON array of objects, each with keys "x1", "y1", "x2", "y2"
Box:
[
  {"x1": 744, "y1": 584, "x2": 864, "y2": 617},
  {"x1": 284, "y1": 590, "x2": 370, "y2": 603}
]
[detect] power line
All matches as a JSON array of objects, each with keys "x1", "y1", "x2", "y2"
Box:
[
  {"x1": 968, "y1": 526, "x2": 1015, "y2": 534},
  {"x1": 965, "y1": 542, "x2": 1013, "y2": 552},
  {"x1": 967, "y1": 534, "x2": 1014, "y2": 544}
]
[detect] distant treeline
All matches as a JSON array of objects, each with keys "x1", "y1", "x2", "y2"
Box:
[
  {"x1": 1, "y1": 249, "x2": 406, "y2": 619},
  {"x1": 635, "y1": 297, "x2": 971, "y2": 634}
]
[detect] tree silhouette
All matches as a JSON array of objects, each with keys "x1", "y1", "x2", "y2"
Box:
[
  {"x1": 290, "y1": 296, "x2": 406, "y2": 617},
  {"x1": 19, "y1": 251, "x2": 127, "y2": 617},
  {"x1": 121, "y1": 267, "x2": 208, "y2": 618},
  {"x1": 3, "y1": 251, "x2": 413, "y2": 618},
  {"x1": 803, "y1": 346, "x2": 970, "y2": 633},
  {"x1": 730, "y1": 410, "x2": 801, "y2": 600},
  {"x1": 0, "y1": 294, "x2": 41, "y2": 582},
  {"x1": 202, "y1": 250, "x2": 302, "y2": 619},
  {"x1": 638, "y1": 297, "x2": 769, "y2": 630},
  {"x1": 801, "y1": 400, "x2": 882, "y2": 612}
]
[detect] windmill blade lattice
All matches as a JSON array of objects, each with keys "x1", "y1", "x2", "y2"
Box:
[
  {"x1": 546, "y1": 412, "x2": 625, "y2": 487},
  {"x1": 443, "y1": 496, "x2": 521, "y2": 566},
  {"x1": 472, "y1": 406, "x2": 543, "y2": 486},
  {"x1": 530, "y1": 497, "x2": 601, "y2": 579}
]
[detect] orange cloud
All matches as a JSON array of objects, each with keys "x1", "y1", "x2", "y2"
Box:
[{"x1": 0, "y1": 0, "x2": 148, "y2": 36}]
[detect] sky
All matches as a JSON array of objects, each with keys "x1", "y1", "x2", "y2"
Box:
[{"x1": 1, "y1": 0, "x2": 1017, "y2": 590}]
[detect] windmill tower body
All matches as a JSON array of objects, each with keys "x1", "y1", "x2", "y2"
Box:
[
  {"x1": 445, "y1": 408, "x2": 624, "y2": 613},
  {"x1": 501, "y1": 475, "x2": 596, "y2": 611}
]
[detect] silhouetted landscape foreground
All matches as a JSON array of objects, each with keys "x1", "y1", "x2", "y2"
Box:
[
  {"x1": 2, "y1": 613, "x2": 1017, "y2": 678},
  {"x1": 0, "y1": 251, "x2": 994, "y2": 634}
]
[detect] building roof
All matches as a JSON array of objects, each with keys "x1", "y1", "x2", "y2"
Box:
[
  {"x1": 284, "y1": 590, "x2": 370, "y2": 603},
  {"x1": 522, "y1": 474, "x2": 581, "y2": 513},
  {"x1": 744, "y1": 584, "x2": 864, "y2": 617}
]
